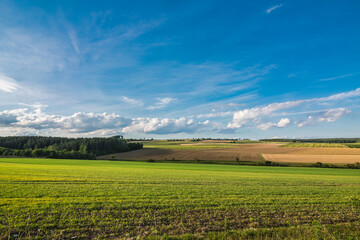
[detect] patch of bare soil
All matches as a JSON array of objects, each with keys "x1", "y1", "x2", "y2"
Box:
[{"x1": 98, "y1": 143, "x2": 360, "y2": 163}]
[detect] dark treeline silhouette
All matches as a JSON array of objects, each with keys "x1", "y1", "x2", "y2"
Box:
[
  {"x1": 261, "y1": 138, "x2": 360, "y2": 143},
  {"x1": 0, "y1": 136, "x2": 143, "y2": 159}
]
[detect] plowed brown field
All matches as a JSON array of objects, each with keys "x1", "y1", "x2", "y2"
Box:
[{"x1": 98, "y1": 143, "x2": 360, "y2": 163}]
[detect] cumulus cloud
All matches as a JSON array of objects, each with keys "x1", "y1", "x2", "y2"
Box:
[
  {"x1": 0, "y1": 74, "x2": 21, "y2": 93},
  {"x1": 277, "y1": 118, "x2": 291, "y2": 127},
  {"x1": 147, "y1": 97, "x2": 177, "y2": 110},
  {"x1": 298, "y1": 108, "x2": 351, "y2": 127},
  {"x1": 227, "y1": 87, "x2": 360, "y2": 129},
  {"x1": 122, "y1": 117, "x2": 203, "y2": 134},
  {"x1": 228, "y1": 101, "x2": 303, "y2": 128},
  {"x1": 0, "y1": 108, "x2": 132, "y2": 133},
  {"x1": 121, "y1": 96, "x2": 143, "y2": 106},
  {"x1": 0, "y1": 109, "x2": 27, "y2": 126},
  {"x1": 0, "y1": 108, "x2": 205, "y2": 135},
  {"x1": 266, "y1": 4, "x2": 283, "y2": 14},
  {"x1": 257, "y1": 118, "x2": 291, "y2": 130}
]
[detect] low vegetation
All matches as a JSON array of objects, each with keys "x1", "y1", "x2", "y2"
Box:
[{"x1": 1, "y1": 158, "x2": 359, "y2": 239}]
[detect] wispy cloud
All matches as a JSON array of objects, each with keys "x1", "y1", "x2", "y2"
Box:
[
  {"x1": 18, "y1": 102, "x2": 48, "y2": 109},
  {"x1": 121, "y1": 96, "x2": 143, "y2": 106},
  {"x1": 147, "y1": 97, "x2": 177, "y2": 110},
  {"x1": 318, "y1": 88, "x2": 360, "y2": 101},
  {"x1": 266, "y1": 4, "x2": 283, "y2": 14},
  {"x1": 67, "y1": 28, "x2": 80, "y2": 54},
  {"x1": 319, "y1": 73, "x2": 354, "y2": 82},
  {"x1": 297, "y1": 108, "x2": 351, "y2": 127},
  {"x1": 196, "y1": 111, "x2": 234, "y2": 119},
  {"x1": 0, "y1": 74, "x2": 21, "y2": 93}
]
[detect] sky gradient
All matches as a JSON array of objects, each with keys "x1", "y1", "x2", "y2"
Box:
[{"x1": 0, "y1": 0, "x2": 360, "y2": 139}]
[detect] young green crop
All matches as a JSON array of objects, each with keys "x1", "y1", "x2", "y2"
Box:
[{"x1": 0, "y1": 158, "x2": 359, "y2": 239}]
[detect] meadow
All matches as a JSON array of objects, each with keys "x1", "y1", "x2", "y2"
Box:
[{"x1": 1, "y1": 158, "x2": 360, "y2": 239}]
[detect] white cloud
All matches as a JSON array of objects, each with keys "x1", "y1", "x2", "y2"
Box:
[
  {"x1": 0, "y1": 108, "x2": 27, "y2": 126},
  {"x1": 68, "y1": 28, "x2": 80, "y2": 54},
  {"x1": 0, "y1": 74, "x2": 21, "y2": 93},
  {"x1": 0, "y1": 108, "x2": 132, "y2": 134},
  {"x1": 122, "y1": 117, "x2": 203, "y2": 134},
  {"x1": 147, "y1": 97, "x2": 177, "y2": 110},
  {"x1": 227, "y1": 87, "x2": 360, "y2": 129},
  {"x1": 0, "y1": 108, "x2": 205, "y2": 135},
  {"x1": 228, "y1": 100, "x2": 303, "y2": 128},
  {"x1": 121, "y1": 96, "x2": 143, "y2": 106},
  {"x1": 318, "y1": 88, "x2": 360, "y2": 101},
  {"x1": 18, "y1": 102, "x2": 48, "y2": 109},
  {"x1": 297, "y1": 108, "x2": 351, "y2": 127},
  {"x1": 319, "y1": 73, "x2": 354, "y2": 82},
  {"x1": 277, "y1": 118, "x2": 291, "y2": 127},
  {"x1": 266, "y1": 4, "x2": 283, "y2": 14},
  {"x1": 257, "y1": 122, "x2": 274, "y2": 130},
  {"x1": 196, "y1": 111, "x2": 234, "y2": 118},
  {"x1": 257, "y1": 118, "x2": 291, "y2": 130}
]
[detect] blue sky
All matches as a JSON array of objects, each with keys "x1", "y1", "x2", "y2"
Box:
[{"x1": 0, "y1": 0, "x2": 360, "y2": 139}]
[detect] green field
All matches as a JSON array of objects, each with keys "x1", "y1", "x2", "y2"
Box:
[
  {"x1": 1, "y1": 158, "x2": 360, "y2": 239},
  {"x1": 142, "y1": 140, "x2": 258, "y2": 150}
]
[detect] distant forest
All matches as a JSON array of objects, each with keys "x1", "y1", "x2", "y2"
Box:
[
  {"x1": 0, "y1": 136, "x2": 142, "y2": 159},
  {"x1": 261, "y1": 138, "x2": 360, "y2": 143}
]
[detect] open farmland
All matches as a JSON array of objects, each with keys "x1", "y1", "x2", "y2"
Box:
[
  {"x1": 281, "y1": 143, "x2": 360, "y2": 148},
  {"x1": 99, "y1": 140, "x2": 360, "y2": 165},
  {"x1": 1, "y1": 158, "x2": 360, "y2": 239},
  {"x1": 263, "y1": 154, "x2": 360, "y2": 164}
]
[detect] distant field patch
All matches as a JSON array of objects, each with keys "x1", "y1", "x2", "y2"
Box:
[
  {"x1": 263, "y1": 154, "x2": 360, "y2": 164},
  {"x1": 141, "y1": 140, "x2": 258, "y2": 150},
  {"x1": 281, "y1": 143, "x2": 348, "y2": 148}
]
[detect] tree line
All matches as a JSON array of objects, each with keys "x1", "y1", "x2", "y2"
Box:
[
  {"x1": 0, "y1": 136, "x2": 143, "y2": 159},
  {"x1": 260, "y1": 138, "x2": 360, "y2": 143}
]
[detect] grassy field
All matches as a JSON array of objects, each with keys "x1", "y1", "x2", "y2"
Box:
[
  {"x1": 141, "y1": 140, "x2": 257, "y2": 150},
  {"x1": 1, "y1": 158, "x2": 360, "y2": 239}
]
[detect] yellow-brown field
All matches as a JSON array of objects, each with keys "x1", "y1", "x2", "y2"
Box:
[{"x1": 98, "y1": 142, "x2": 360, "y2": 164}]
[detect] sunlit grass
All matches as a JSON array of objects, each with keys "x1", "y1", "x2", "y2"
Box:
[{"x1": 1, "y1": 158, "x2": 359, "y2": 239}]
